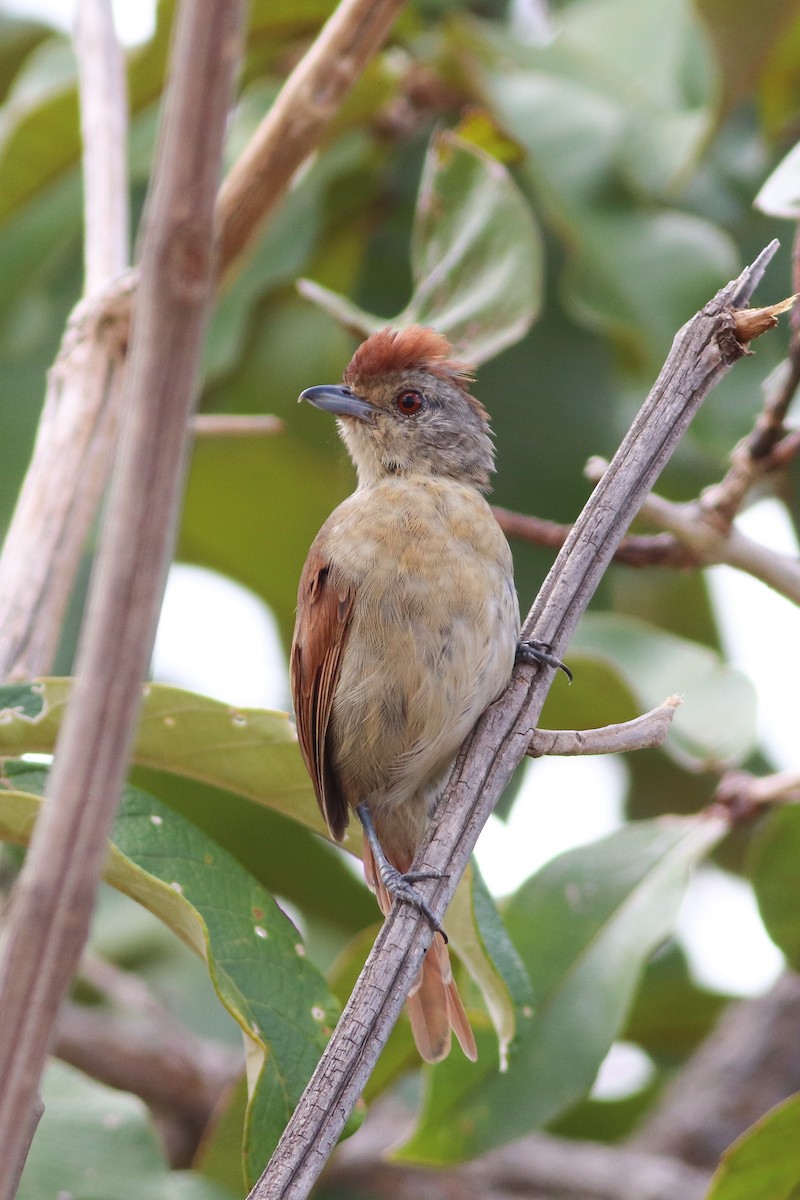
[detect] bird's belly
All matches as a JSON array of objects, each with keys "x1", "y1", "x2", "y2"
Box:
[{"x1": 329, "y1": 531, "x2": 518, "y2": 835}]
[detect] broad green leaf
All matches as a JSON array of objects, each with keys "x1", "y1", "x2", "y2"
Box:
[
  {"x1": 18, "y1": 1061, "x2": 236, "y2": 1200},
  {"x1": 0, "y1": 764, "x2": 339, "y2": 1181},
  {"x1": 748, "y1": 805, "x2": 800, "y2": 969},
  {"x1": 570, "y1": 613, "x2": 757, "y2": 769},
  {"x1": 300, "y1": 130, "x2": 543, "y2": 364},
  {"x1": 624, "y1": 942, "x2": 730, "y2": 1066},
  {"x1": 461, "y1": 9, "x2": 736, "y2": 365},
  {"x1": 0, "y1": 680, "x2": 522, "y2": 1055},
  {"x1": 705, "y1": 1091, "x2": 800, "y2": 1200},
  {"x1": 0, "y1": 15, "x2": 51, "y2": 106},
  {"x1": 0, "y1": 0, "x2": 350, "y2": 226},
  {"x1": 0, "y1": 678, "x2": 327, "y2": 837},
  {"x1": 396, "y1": 816, "x2": 726, "y2": 1164}
]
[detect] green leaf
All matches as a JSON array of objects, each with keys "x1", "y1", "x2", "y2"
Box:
[
  {"x1": 0, "y1": 680, "x2": 519, "y2": 1057},
  {"x1": 396, "y1": 816, "x2": 726, "y2": 1164},
  {"x1": 0, "y1": 764, "x2": 339, "y2": 1182},
  {"x1": 0, "y1": 678, "x2": 327, "y2": 837},
  {"x1": 18, "y1": 1061, "x2": 236, "y2": 1200},
  {"x1": 300, "y1": 129, "x2": 543, "y2": 364},
  {"x1": 705, "y1": 1091, "x2": 800, "y2": 1200},
  {"x1": 748, "y1": 805, "x2": 800, "y2": 969}
]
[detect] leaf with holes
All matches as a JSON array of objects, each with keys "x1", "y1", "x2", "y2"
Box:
[{"x1": 0, "y1": 762, "x2": 338, "y2": 1185}]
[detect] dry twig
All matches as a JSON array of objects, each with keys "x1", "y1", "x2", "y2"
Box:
[
  {"x1": 528, "y1": 697, "x2": 681, "y2": 758},
  {"x1": 251, "y1": 245, "x2": 779, "y2": 1200}
]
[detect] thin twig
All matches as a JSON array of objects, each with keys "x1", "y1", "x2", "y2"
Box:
[
  {"x1": 528, "y1": 697, "x2": 681, "y2": 758},
  {"x1": 492, "y1": 506, "x2": 697, "y2": 567},
  {"x1": 584, "y1": 457, "x2": 800, "y2": 606},
  {"x1": 251, "y1": 244, "x2": 779, "y2": 1200},
  {"x1": 0, "y1": 4, "x2": 245, "y2": 1193}
]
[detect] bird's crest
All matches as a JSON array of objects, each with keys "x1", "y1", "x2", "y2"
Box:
[{"x1": 344, "y1": 327, "x2": 488, "y2": 421}]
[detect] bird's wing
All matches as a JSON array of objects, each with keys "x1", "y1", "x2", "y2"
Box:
[{"x1": 290, "y1": 553, "x2": 355, "y2": 841}]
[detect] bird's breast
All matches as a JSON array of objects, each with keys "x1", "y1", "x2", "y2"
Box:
[{"x1": 320, "y1": 477, "x2": 519, "y2": 819}]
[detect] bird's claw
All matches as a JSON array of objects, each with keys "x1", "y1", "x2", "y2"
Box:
[
  {"x1": 516, "y1": 639, "x2": 573, "y2": 683},
  {"x1": 380, "y1": 863, "x2": 448, "y2": 940}
]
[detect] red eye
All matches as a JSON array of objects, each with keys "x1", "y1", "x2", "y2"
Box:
[{"x1": 395, "y1": 390, "x2": 423, "y2": 415}]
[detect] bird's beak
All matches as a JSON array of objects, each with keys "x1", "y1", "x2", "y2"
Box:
[{"x1": 299, "y1": 384, "x2": 376, "y2": 422}]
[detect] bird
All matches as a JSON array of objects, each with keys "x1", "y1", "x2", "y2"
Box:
[{"x1": 290, "y1": 325, "x2": 561, "y2": 1063}]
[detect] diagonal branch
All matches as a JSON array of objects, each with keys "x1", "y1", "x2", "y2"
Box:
[
  {"x1": 0, "y1": 2, "x2": 245, "y2": 1194},
  {"x1": 251, "y1": 242, "x2": 779, "y2": 1200}
]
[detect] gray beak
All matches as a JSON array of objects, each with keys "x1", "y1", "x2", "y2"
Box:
[{"x1": 299, "y1": 384, "x2": 376, "y2": 422}]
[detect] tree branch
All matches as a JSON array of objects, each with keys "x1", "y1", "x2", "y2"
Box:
[
  {"x1": 0, "y1": 3, "x2": 245, "y2": 1193},
  {"x1": 528, "y1": 697, "x2": 681, "y2": 758},
  {"x1": 492, "y1": 506, "x2": 698, "y2": 568},
  {"x1": 250, "y1": 244, "x2": 779, "y2": 1200}
]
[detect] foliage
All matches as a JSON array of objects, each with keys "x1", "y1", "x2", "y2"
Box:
[{"x1": 0, "y1": 0, "x2": 799, "y2": 1195}]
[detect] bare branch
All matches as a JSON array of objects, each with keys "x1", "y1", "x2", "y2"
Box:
[
  {"x1": 528, "y1": 697, "x2": 681, "y2": 758},
  {"x1": 713, "y1": 767, "x2": 800, "y2": 819},
  {"x1": 492, "y1": 506, "x2": 698, "y2": 568},
  {"x1": 584, "y1": 456, "x2": 800, "y2": 606},
  {"x1": 74, "y1": 0, "x2": 129, "y2": 291},
  {"x1": 0, "y1": 3, "x2": 245, "y2": 1191},
  {"x1": 250, "y1": 246, "x2": 779, "y2": 1200}
]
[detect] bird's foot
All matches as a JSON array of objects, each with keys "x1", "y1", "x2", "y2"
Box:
[
  {"x1": 516, "y1": 639, "x2": 573, "y2": 683},
  {"x1": 379, "y1": 863, "x2": 447, "y2": 939},
  {"x1": 356, "y1": 802, "x2": 447, "y2": 938}
]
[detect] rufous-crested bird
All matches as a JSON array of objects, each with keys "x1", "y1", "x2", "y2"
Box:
[{"x1": 291, "y1": 326, "x2": 562, "y2": 1062}]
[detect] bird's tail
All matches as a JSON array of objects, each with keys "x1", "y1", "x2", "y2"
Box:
[{"x1": 363, "y1": 839, "x2": 478, "y2": 1064}]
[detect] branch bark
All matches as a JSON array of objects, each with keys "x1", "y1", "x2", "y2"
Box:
[
  {"x1": 527, "y1": 697, "x2": 681, "y2": 758},
  {"x1": 0, "y1": 2, "x2": 244, "y2": 1193},
  {"x1": 250, "y1": 244, "x2": 779, "y2": 1200}
]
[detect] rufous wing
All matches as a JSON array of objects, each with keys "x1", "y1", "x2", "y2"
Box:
[{"x1": 290, "y1": 553, "x2": 355, "y2": 841}]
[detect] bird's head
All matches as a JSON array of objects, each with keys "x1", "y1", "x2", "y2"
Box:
[{"x1": 299, "y1": 327, "x2": 494, "y2": 490}]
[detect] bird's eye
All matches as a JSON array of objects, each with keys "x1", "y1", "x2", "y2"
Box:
[{"x1": 395, "y1": 390, "x2": 423, "y2": 416}]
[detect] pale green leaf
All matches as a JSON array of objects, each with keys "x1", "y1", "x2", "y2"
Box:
[
  {"x1": 0, "y1": 763, "x2": 338, "y2": 1182},
  {"x1": 397, "y1": 816, "x2": 726, "y2": 1164}
]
